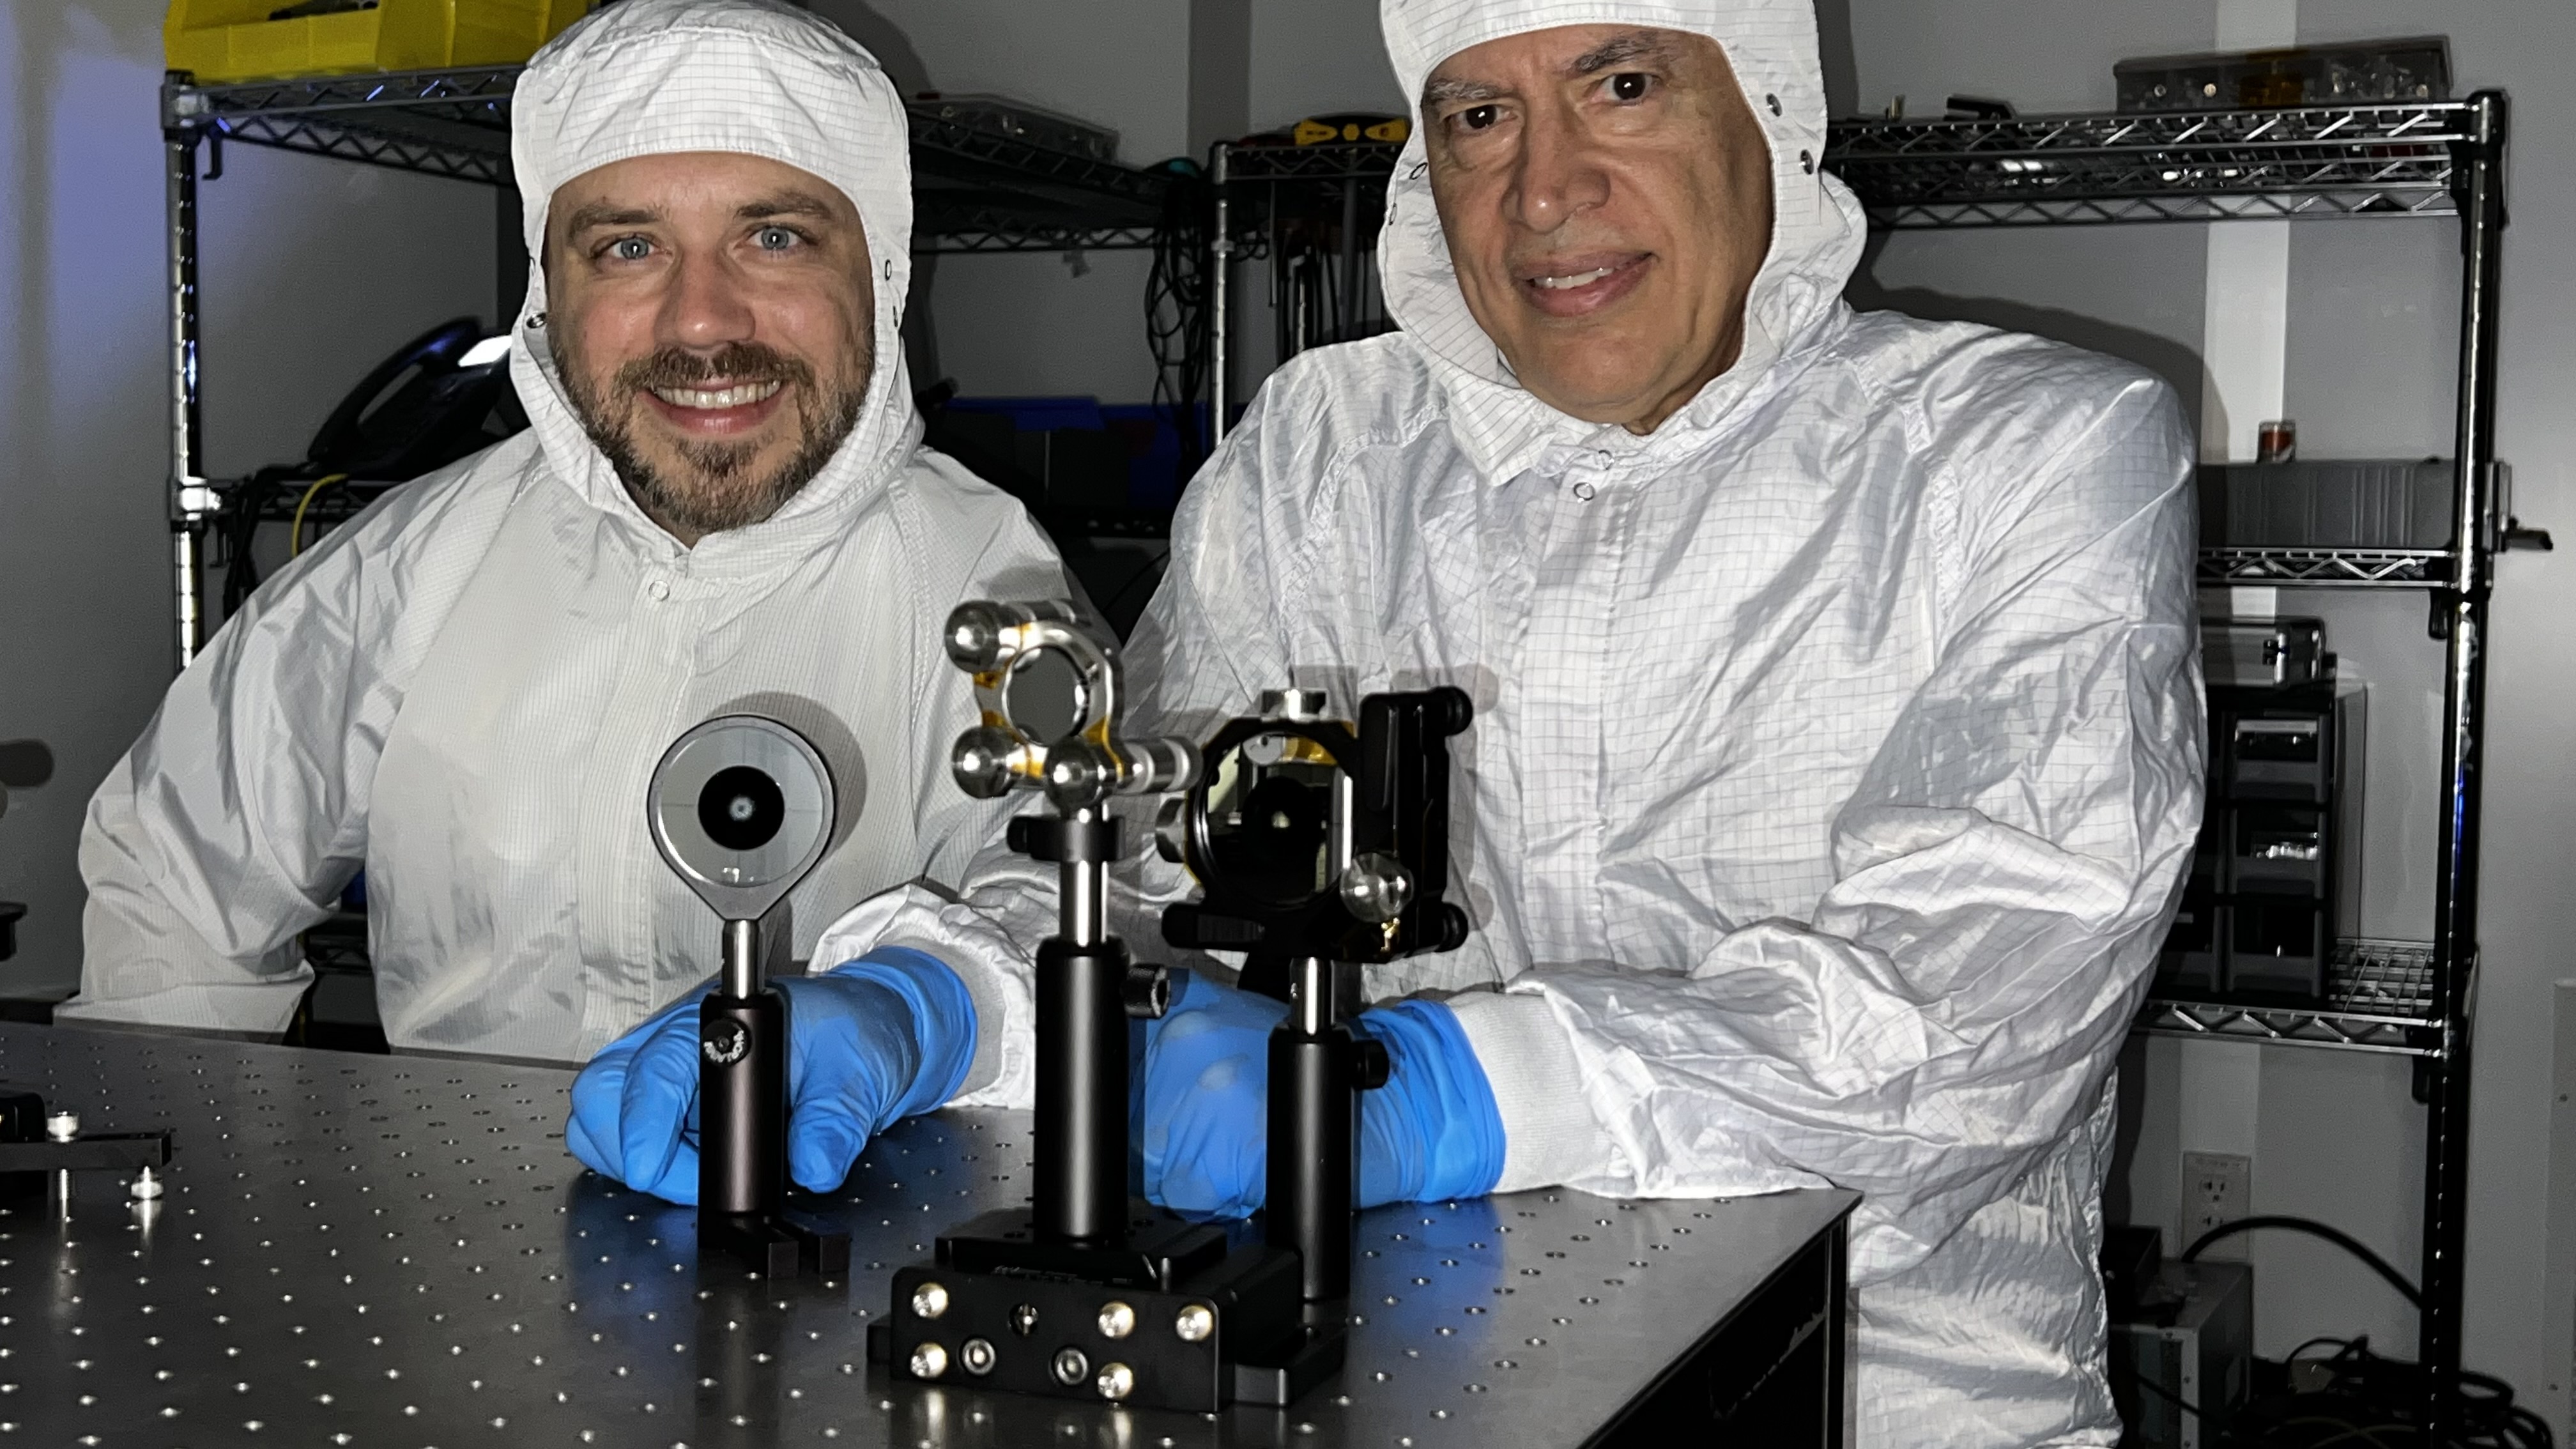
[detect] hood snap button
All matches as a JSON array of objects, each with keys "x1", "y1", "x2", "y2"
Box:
[{"x1": 1571, "y1": 482, "x2": 1597, "y2": 502}]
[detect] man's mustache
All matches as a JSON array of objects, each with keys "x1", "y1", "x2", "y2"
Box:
[{"x1": 613, "y1": 343, "x2": 816, "y2": 395}]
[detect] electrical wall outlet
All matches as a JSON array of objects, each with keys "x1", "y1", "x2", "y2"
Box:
[{"x1": 2182, "y1": 1151, "x2": 2254, "y2": 1259}]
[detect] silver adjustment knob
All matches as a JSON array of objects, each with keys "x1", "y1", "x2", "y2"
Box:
[
  {"x1": 908, "y1": 1341, "x2": 949, "y2": 1379},
  {"x1": 43, "y1": 1112, "x2": 76, "y2": 1142},
  {"x1": 1097, "y1": 1301, "x2": 1135, "y2": 1339},
  {"x1": 910, "y1": 1281, "x2": 949, "y2": 1319},
  {"x1": 1174, "y1": 1303, "x2": 1215, "y2": 1342},
  {"x1": 944, "y1": 601, "x2": 1016, "y2": 673},
  {"x1": 950, "y1": 726, "x2": 1021, "y2": 799},
  {"x1": 1338, "y1": 852, "x2": 1415, "y2": 924}
]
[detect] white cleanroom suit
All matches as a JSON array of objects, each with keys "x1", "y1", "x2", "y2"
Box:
[
  {"x1": 67, "y1": 0, "x2": 1063, "y2": 1070},
  {"x1": 816, "y1": 0, "x2": 2204, "y2": 1441}
]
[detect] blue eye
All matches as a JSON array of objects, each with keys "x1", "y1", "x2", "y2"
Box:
[
  {"x1": 757, "y1": 226, "x2": 799, "y2": 251},
  {"x1": 611, "y1": 236, "x2": 650, "y2": 261}
]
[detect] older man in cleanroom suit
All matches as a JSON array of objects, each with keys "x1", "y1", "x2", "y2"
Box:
[
  {"x1": 68, "y1": 0, "x2": 1068, "y2": 1199},
  {"x1": 592, "y1": 0, "x2": 2208, "y2": 1441}
]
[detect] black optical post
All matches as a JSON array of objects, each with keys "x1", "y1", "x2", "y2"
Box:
[
  {"x1": 878, "y1": 602, "x2": 1345, "y2": 1412},
  {"x1": 1158, "y1": 687, "x2": 1473, "y2": 1301},
  {"x1": 647, "y1": 716, "x2": 850, "y2": 1278}
]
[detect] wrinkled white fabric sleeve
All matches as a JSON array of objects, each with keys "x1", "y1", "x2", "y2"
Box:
[
  {"x1": 1498, "y1": 383, "x2": 2203, "y2": 1282},
  {"x1": 1441, "y1": 991, "x2": 1593, "y2": 1192},
  {"x1": 64, "y1": 489, "x2": 454, "y2": 1036}
]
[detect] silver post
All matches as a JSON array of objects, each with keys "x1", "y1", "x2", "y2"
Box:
[
  {"x1": 1209, "y1": 142, "x2": 1232, "y2": 447},
  {"x1": 721, "y1": 918, "x2": 760, "y2": 999},
  {"x1": 164, "y1": 103, "x2": 207, "y2": 671},
  {"x1": 1293, "y1": 956, "x2": 1329, "y2": 1035},
  {"x1": 1062, "y1": 808, "x2": 1107, "y2": 948},
  {"x1": 45, "y1": 1111, "x2": 77, "y2": 1221}
]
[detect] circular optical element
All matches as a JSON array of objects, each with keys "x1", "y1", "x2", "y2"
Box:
[
  {"x1": 697, "y1": 765, "x2": 786, "y2": 852},
  {"x1": 648, "y1": 716, "x2": 834, "y2": 912}
]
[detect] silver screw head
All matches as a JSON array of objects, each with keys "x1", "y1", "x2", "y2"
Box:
[
  {"x1": 1173, "y1": 1303, "x2": 1215, "y2": 1343},
  {"x1": 1096, "y1": 1301, "x2": 1135, "y2": 1339},
  {"x1": 907, "y1": 1342, "x2": 948, "y2": 1380},
  {"x1": 129, "y1": 1166, "x2": 164, "y2": 1202},
  {"x1": 958, "y1": 1338, "x2": 996, "y2": 1376},
  {"x1": 43, "y1": 1112, "x2": 76, "y2": 1143},
  {"x1": 909, "y1": 1282, "x2": 949, "y2": 1320},
  {"x1": 1009, "y1": 1303, "x2": 1039, "y2": 1337},
  {"x1": 1096, "y1": 1361, "x2": 1135, "y2": 1401},
  {"x1": 1050, "y1": 1347, "x2": 1090, "y2": 1386}
]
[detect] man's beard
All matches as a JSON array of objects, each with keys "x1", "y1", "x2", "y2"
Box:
[{"x1": 555, "y1": 337, "x2": 870, "y2": 537}]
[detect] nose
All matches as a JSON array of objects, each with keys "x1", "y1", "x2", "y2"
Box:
[
  {"x1": 1504, "y1": 97, "x2": 1610, "y2": 234},
  {"x1": 657, "y1": 245, "x2": 758, "y2": 356}
]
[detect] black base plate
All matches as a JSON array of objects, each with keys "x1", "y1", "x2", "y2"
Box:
[
  {"x1": 877, "y1": 1201, "x2": 1322, "y2": 1411},
  {"x1": 700, "y1": 1208, "x2": 850, "y2": 1279}
]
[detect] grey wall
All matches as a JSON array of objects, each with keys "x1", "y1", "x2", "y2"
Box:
[
  {"x1": 1847, "y1": 0, "x2": 2576, "y2": 1421},
  {"x1": 814, "y1": 0, "x2": 1193, "y2": 406},
  {"x1": 0, "y1": 3, "x2": 502, "y2": 999}
]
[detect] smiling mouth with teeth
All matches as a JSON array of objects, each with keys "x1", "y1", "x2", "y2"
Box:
[
  {"x1": 1534, "y1": 266, "x2": 1621, "y2": 291},
  {"x1": 648, "y1": 379, "x2": 785, "y2": 410}
]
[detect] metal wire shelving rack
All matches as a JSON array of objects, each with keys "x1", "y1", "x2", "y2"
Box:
[
  {"x1": 158, "y1": 65, "x2": 1179, "y2": 662},
  {"x1": 1828, "y1": 93, "x2": 2520, "y2": 1436},
  {"x1": 1206, "y1": 139, "x2": 1404, "y2": 435}
]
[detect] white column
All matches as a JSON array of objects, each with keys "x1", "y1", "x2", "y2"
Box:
[{"x1": 2184, "y1": 0, "x2": 2296, "y2": 1220}]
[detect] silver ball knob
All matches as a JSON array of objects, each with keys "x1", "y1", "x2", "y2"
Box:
[
  {"x1": 950, "y1": 726, "x2": 1020, "y2": 799},
  {"x1": 1338, "y1": 852, "x2": 1415, "y2": 924},
  {"x1": 1043, "y1": 739, "x2": 1113, "y2": 811},
  {"x1": 943, "y1": 601, "x2": 1015, "y2": 673}
]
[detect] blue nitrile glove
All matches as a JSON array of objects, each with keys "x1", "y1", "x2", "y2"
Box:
[
  {"x1": 565, "y1": 947, "x2": 977, "y2": 1206},
  {"x1": 1139, "y1": 973, "x2": 1506, "y2": 1217}
]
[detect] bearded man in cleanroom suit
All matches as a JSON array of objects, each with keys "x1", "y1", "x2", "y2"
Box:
[
  {"x1": 584, "y1": 0, "x2": 2208, "y2": 1442},
  {"x1": 68, "y1": 0, "x2": 1062, "y2": 1197}
]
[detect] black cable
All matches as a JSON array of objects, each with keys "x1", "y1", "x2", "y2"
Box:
[
  {"x1": 1144, "y1": 158, "x2": 1210, "y2": 483},
  {"x1": 2181, "y1": 1215, "x2": 2423, "y2": 1308},
  {"x1": 2128, "y1": 1365, "x2": 2201, "y2": 1418}
]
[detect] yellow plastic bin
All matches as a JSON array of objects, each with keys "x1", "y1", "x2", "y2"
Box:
[{"x1": 165, "y1": 0, "x2": 591, "y2": 84}]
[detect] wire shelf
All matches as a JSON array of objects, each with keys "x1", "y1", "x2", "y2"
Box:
[
  {"x1": 2138, "y1": 939, "x2": 2446, "y2": 1055},
  {"x1": 1824, "y1": 100, "x2": 2479, "y2": 229},
  {"x1": 164, "y1": 69, "x2": 1176, "y2": 250},
  {"x1": 2196, "y1": 546, "x2": 2451, "y2": 586},
  {"x1": 169, "y1": 66, "x2": 518, "y2": 185},
  {"x1": 1222, "y1": 141, "x2": 1403, "y2": 183}
]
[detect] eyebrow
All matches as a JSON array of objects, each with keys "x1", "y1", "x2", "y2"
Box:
[
  {"x1": 735, "y1": 191, "x2": 839, "y2": 222},
  {"x1": 1420, "y1": 28, "x2": 1685, "y2": 105},
  {"x1": 1565, "y1": 29, "x2": 1683, "y2": 76},
  {"x1": 561, "y1": 201, "x2": 659, "y2": 234}
]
